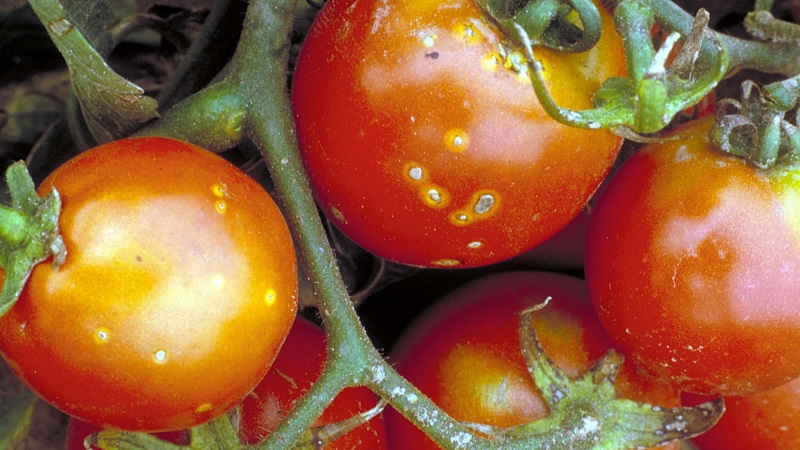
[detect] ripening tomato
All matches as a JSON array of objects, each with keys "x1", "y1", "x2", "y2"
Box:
[
  {"x1": 292, "y1": 0, "x2": 626, "y2": 268},
  {"x1": 384, "y1": 271, "x2": 680, "y2": 449},
  {"x1": 239, "y1": 316, "x2": 387, "y2": 448},
  {"x1": 585, "y1": 118, "x2": 800, "y2": 396},
  {"x1": 687, "y1": 376, "x2": 800, "y2": 449},
  {"x1": 0, "y1": 138, "x2": 298, "y2": 431},
  {"x1": 64, "y1": 419, "x2": 189, "y2": 449}
]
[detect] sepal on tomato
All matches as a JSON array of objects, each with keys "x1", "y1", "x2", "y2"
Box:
[
  {"x1": 475, "y1": 0, "x2": 602, "y2": 53},
  {"x1": 515, "y1": 7, "x2": 727, "y2": 136},
  {"x1": 87, "y1": 414, "x2": 236, "y2": 449},
  {"x1": 0, "y1": 162, "x2": 65, "y2": 317},
  {"x1": 711, "y1": 79, "x2": 800, "y2": 169},
  {"x1": 467, "y1": 301, "x2": 725, "y2": 448}
]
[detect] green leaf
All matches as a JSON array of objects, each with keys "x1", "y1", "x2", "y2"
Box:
[
  {"x1": 0, "y1": 72, "x2": 69, "y2": 145},
  {"x1": 27, "y1": 0, "x2": 159, "y2": 143},
  {"x1": 0, "y1": 389, "x2": 36, "y2": 449}
]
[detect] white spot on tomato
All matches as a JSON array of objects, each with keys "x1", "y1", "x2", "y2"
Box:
[{"x1": 153, "y1": 349, "x2": 168, "y2": 364}]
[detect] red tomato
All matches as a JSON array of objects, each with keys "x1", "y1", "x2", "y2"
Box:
[
  {"x1": 239, "y1": 316, "x2": 387, "y2": 448},
  {"x1": 687, "y1": 376, "x2": 800, "y2": 449},
  {"x1": 585, "y1": 118, "x2": 800, "y2": 396},
  {"x1": 292, "y1": 0, "x2": 626, "y2": 268},
  {"x1": 384, "y1": 271, "x2": 680, "y2": 449},
  {"x1": 0, "y1": 138, "x2": 298, "y2": 431},
  {"x1": 64, "y1": 419, "x2": 189, "y2": 449}
]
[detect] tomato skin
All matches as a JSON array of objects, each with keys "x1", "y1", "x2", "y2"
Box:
[
  {"x1": 0, "y1": 138, "x2": 298, "y2": 431},
  {"x1": 292, "y1": 0, "x2": 625, "y2": 268},
  {"x1": 64, "y1": 419, "x2": 189, "y2": 449},
  {"x1": 239, "y1": 317, "x2": 387, "y2": 448},
  {"x1": 585, "y1": 118, "x2": 800, "y2": 396},
  {"x1": 687, "y1": 376, "x2": 800, "y2": 449},
  {"x1": 384, "y1": 271, "x2": 679, "y2": 449}
]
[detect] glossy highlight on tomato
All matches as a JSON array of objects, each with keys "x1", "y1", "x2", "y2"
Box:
[
  {"x1": 239, "y1": 316, "x2": 387, "y2": 448},
  {"x1": 385, "y1": 271, "x2": 680, "y2": 449},
  {"x1": 586, "y1": 118, "x2": 800, "y2": 396},
  {"x1": 0, "y1": 137, "x2": 298, "y2": 431},
  {"x1": 292, "y1": 0, "x2": 626, "y2": 268}
]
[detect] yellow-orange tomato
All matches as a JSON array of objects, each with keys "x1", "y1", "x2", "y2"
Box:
[
  {"x1": 0, "y1": 138, "x2": 297, "y2": 431},
  {"x1": 292, "y1": 0, "x2": 626, "y2": 268}
]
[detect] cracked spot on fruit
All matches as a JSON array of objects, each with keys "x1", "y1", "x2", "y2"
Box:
[
  {"x1": 153, "y1": 349, "x2": 168, "y2": 364},
  {"x1": 420, "y1": 184, "x2": 450, "y2": 209},
  {"x1": 444, "y1": 129, "x2": 469, "y2": 152},
  {"x1": 94, "y1": 328, "x2": 110, "y2": 345},
  {"x1": 403, "y1": 163, "x2": 426, "y2": 182},
  {"x1": 330, "y1": 206, "x2": 347, "y2": 223},
  {"x1": 474, "y1": 193, "x2": 495, "y2": 215},
  {"x1": 432, "y1": 259, "x2": 461, "y2": 267},
  {"x1": 467, "y1": 240, "x2": 483, "y2": 249}
]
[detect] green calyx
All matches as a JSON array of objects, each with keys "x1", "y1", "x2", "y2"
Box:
[
  {"x1": 459, "y1": 301, "x2": 724, "y2": 448},
  {"x1": 475, "y1": 0, "x2": 603, "y2": 53},
  {"x1": 711, "y1": 77, "x2": 800, "y2": 170},
  {"x1": 0, "y1": 162, "x2": 65, "y2": 316},
  {"x1": 515, "y1": 5, "x2": 728, "y2": 138},
  {"x1": 709, "y1": 4, "x2": 800, "y2": 170}
]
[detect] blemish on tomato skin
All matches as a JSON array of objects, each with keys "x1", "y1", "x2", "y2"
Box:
[
  {"x1": 403, "y1": 163, "x2": 426, "y2": 182},
  {"x1": 467, "y1": 241, "x2": 483, "y2": 249},
  {"x1": 432, "y1": 259, "x2": 461, "y2": 267},
  {"x1": 265, "y1": 289, "x2": 277, "y2": 307},
  {"x1": 211, "y1": 183, "x2": 228, "y2": 198},
  {"x1": 330, "y1": 206, "x2": 347, "y2": 223},
  {"x1": 195, "y1": 403, "x2": 213, "y2": 414},
  {"x1": 215, "y1": 200, "x2": 227, "y2": 214},
  {"x1": 444, "y1": 129, "x2": 469, "y2": 152},
  {"x1": 473, "y1": 193, "x2": 495, "y2": 215},
  {"x1": 94, "y1": 328, "x2": 110, "y2": 345},
  {"x1": 153, "y1": 349, "x2": 168, "y2": 364},
  {"x1": 451, "y1": 211, "x2": 472, "y2": 226},
  {"x1": 419, "y1": 184, "x2": 451, "y2": 209},
  {"x1": 422, "y1": 34, "x2": 437, "y2": 47}
]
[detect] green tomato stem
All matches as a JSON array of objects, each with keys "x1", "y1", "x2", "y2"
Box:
[
  {"x1": 134, "y1": 82, "x2": 243, "y2": 152},
  {"x1": 0, "y1": 205, "x2": 30, "y2": 248},
  {"x1": 615, "y1": 0, "x2": 655, "y2": 85},
  {"x1": 636, "y1": 0, "x2": 800, "y2": 76}
]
